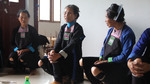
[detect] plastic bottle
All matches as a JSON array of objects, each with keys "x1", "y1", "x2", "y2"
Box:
[{"x1": 24, "y1": 76, "x2": 30, "y2": 84}]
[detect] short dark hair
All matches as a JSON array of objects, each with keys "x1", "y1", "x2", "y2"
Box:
[
  {"x1": 17, "y1": 9, "x2": 30, "y2": 18},
  {"x1": 106, "y1": 3, "x2": 125, "y2": 22},
  {"x1": 65, "y1": 4, "x2": 80, "y2": 19}
]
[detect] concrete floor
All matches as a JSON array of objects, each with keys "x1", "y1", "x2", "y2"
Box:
[{"x1": 0, "y1": 68, "x2": 90, "y2": 84}]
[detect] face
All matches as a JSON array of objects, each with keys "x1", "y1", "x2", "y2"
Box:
[
  {"x1": 18, "y1": 12, "x2": 29, "y2": 27},
  {"x1": 105, "y1": 13, "x2": 115, "y2": 28},
  {"x1": 64, "y1": 7, "x2": 77, "y2": 23}
]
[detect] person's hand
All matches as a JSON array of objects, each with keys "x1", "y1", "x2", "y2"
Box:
[
  {"x1": 50, "y1": 50, "x2": 55, "y2": 56},
  {"x1": 140, "y1": 62, "x2": 150, "y2": 73},
  {"x1": 94, "y1": 60, "x2": 108, "y2": 65},
  {"x1": 17, "y1": 50, "x2": 24, "y2": 56},
  {"x1": 128, "y1": 58, "x2": 144, "y2": 77},
  {"x1": 16, "y1": 50, "x2": 20, "y2": 56},
  {"x1": 51, "y1": 53, "x2": 61, "y2": 62},
  {"x1": 48, "y1": 50, "x2": 61, "y2": 63},
  {"x1": 19, "y1": 49, "x2": 24, "y2": 55},
  {"x1": 17, "y1": 49, "x2": 30, "y2": 56},
  {"x1": 48, "y1": 50, "x2": 55, "y2": 62}
]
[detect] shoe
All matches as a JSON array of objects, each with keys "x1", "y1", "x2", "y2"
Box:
[{"x1": 50, "y1": 81, "x2": 61, "y2": 84}]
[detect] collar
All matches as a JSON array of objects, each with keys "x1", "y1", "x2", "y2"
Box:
[
  {"x1": 67, "y1": 21, "x2": 76, "y2": 28},
  {"x1": 18, "y1": 26, "x2": 29, "y2": 33}
]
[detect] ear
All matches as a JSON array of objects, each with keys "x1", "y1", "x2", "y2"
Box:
[
  {"x1": 18, "y1": 17, "x2": 20, "y2": 21},
  {"x1": 75, "y1": 14, "x2": 78, "y2": 19}
]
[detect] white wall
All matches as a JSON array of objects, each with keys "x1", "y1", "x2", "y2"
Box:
[
  {"x1": 38, "y1": 22, "x2": 60, "y2": 37},
  {"x1": 61, "y1": 0, "x2": 150, "y2": 57}
]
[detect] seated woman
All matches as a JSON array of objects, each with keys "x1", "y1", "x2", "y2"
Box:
[
  {"x1": 80, "y1": 4, "x2": 135, "y2": 84},
  {"x1": 9, "y1": 9, "x2": 40, "y2": 75},
  {"x1": 128, "y1": 28, "x2": 150, "y2": 84},
  {"x1": 38, "y1": 4, "x2": 85, "y2": 84}
]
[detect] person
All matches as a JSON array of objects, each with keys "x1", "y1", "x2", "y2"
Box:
[
  {"x1": 88, "y1": 4, "x2": 135, "y2": 84},
  {"x1": 38, "y1": 4, "x2": 85, "y2": 84},
  {"x1": 127, "y1": 28, "x2": 150, "y2": 84},
  {"x1": 9, "y1": 9, "x2": 40, "y2": 75}
]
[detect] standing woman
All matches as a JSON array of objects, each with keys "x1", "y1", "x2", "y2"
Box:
[
  {"x1": 9, "y1": 9, "x2": 40, "y2": 75},
  {"x1": 40, "y1": 4, "x2": 85, "y2": 84},
  {"x1": 91, "y1": 4, "x2": 135, "y2": 84}
]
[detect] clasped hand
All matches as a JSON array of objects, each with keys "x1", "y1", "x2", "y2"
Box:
[
  {"x1": 48, "y1": 50, "x2": 61, "y2": 63},
  {"x1": 128, "y1": 58, "x2": 150, "y2": 77},
  {"x1": 94, "y1": 59, "x2": 108, "y2": 65}
]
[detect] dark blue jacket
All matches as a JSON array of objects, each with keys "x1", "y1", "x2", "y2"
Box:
[
  {"x1": 100, "y1": 25, "x2": 135, "y2": 63},
  {"x1": 128, "y1": 28, "x2": 150, "y2": 60}
]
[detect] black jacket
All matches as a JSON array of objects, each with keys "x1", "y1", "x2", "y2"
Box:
[{"x1": 11, "y1": 25, "x2": 39, "y2": 51}]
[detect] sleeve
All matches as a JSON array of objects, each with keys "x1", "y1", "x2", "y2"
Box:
[
  {"x1": 29, "y1": 26, "x2": 39, "y2": 52},
  {"x1": 53, "y1": 26, "x2": 65, "y2": 53},
  {"x1": 127, "y1": 29, "x2": 150, "y2": 60},
  {"x1": 27, "y1": 43, "x2": 35, "y2": 52},
  {"x1": 11, "y1": 28, "x2": 18, "y2": 51},
  {"x1": 14, "y1": 47, "x2": 18, "y2": 52},
  {"x1": 109, "y1": 30, "x2": 135, "y2": 63},
  {"x1": 57, "y1": 25, "x2": 85, "y2": 59}
]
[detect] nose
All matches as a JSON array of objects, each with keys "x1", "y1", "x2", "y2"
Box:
[
  {"x1": 105, "y1": 19, "x2": 107, "y2": 23},
  {"x1": 22, "y1": 18, "x2": 25, "y2": 21},
  {"x1": 64, "y1": 13, "x2": 69, "y2": 17}
]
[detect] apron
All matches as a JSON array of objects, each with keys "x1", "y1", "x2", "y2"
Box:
[
  {"x1": 15, "y1": 32, "x2": 31, "y2": 50},
  {"x1": 103, "y1": 34, "x2": 122, "y2": 60},
  {"x1": 95, "y1": 29, "x2": 130, "y2": 84}
]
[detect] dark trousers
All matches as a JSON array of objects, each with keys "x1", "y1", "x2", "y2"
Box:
[
  {"x1": 132, "y1": 72, "x2": 150, "y2": 84},
  {"x1": 132, "y1": 57, "x2": 150, "y2": 84},
  {"x1": 41, "y1": 57, "x2": 53, "y2": 75},
  {"x1": 82, "y1": 57, "x2": 101, "y2": 84},
  {"x1": 9, "y1": 51, "x2": 39, "y2": 70},
  {"x1": 94, "y1": 62, "x2": 130, "y2": 84},
  {"x1": 41, "y1": 56, "x2": 83, "y2": 83}
]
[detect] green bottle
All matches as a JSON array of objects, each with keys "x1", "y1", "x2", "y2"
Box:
[{"x1": 24, "y1": 76, "x2": 30, "y2": 84}]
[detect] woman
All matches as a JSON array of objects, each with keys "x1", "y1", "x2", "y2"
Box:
[
  {"x1": 90, "y1": 4, "x2": 135, "y2": 84},
  {"x1": 9, "y1": 9, "x2": 40, "y2": 75},
  {"x1": 128, "y1": 28, "x2": 150, "y2": 84},
  {"x1": 38, "y1": 4, "x2": 85, "y2": 84}
]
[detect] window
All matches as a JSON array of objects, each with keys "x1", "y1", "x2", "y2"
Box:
[
  {"x1": 39, "y1": 0, "x2": 50, "y2": 20},
  {"x1": 39, "y1": 0, "x2": 61, "y2": 22},
  {"x1": 9, "y1": 0, "x2": 19, "y2": 3}
]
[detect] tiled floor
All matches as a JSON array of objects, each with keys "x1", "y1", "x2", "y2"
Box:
[{"x1": 0, "y1": 68, "x2": 90, "y2": 84}]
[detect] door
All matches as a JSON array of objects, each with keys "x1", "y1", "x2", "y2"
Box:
[{"x1": 0, "y1": 0, "x2": 25, "y2": 66}]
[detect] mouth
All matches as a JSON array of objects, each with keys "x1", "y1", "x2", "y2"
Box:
[{"x1": 22, "y1": 21, "x2": 26, "y2": 23}]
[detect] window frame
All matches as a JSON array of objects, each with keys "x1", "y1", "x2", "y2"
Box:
[{"x1": 38, "y1": 0, "x2": 61, "y2": 23}]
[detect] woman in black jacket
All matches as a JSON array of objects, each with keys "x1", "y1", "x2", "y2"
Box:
[
  {"x1": 38, "y1": 4, "x2": 85, "y2": 84},
  {"x1": 9, "y1": 9, "x2": 40, "y2": 75}
]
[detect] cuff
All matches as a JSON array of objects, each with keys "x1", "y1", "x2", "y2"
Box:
[
  {"x1": 27, "y1": 46, "x2": 35, "y2": 52},
  {"x1": 59, "y1": 50, "x2": 68, "y2": 59},
  {"x1": 99, "y1": 56, "x2": 103, "y2": 60},
  {"x1": 108, "y1": 57, "x2": 113, "y2": 62},
  {"x1": 14, "y1": 47, "x2": 18, "y2": 52},
  {"x1": 127, "y1": 53, "x2": 140, "y2": 61}
]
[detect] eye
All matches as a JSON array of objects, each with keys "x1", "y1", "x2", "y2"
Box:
[
  {"x1": 64, "y1": 12, "x2": 66, "y2": 15},
  {"x1": 21, "y1": 17, "x2": 23, "y2": 19}
]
